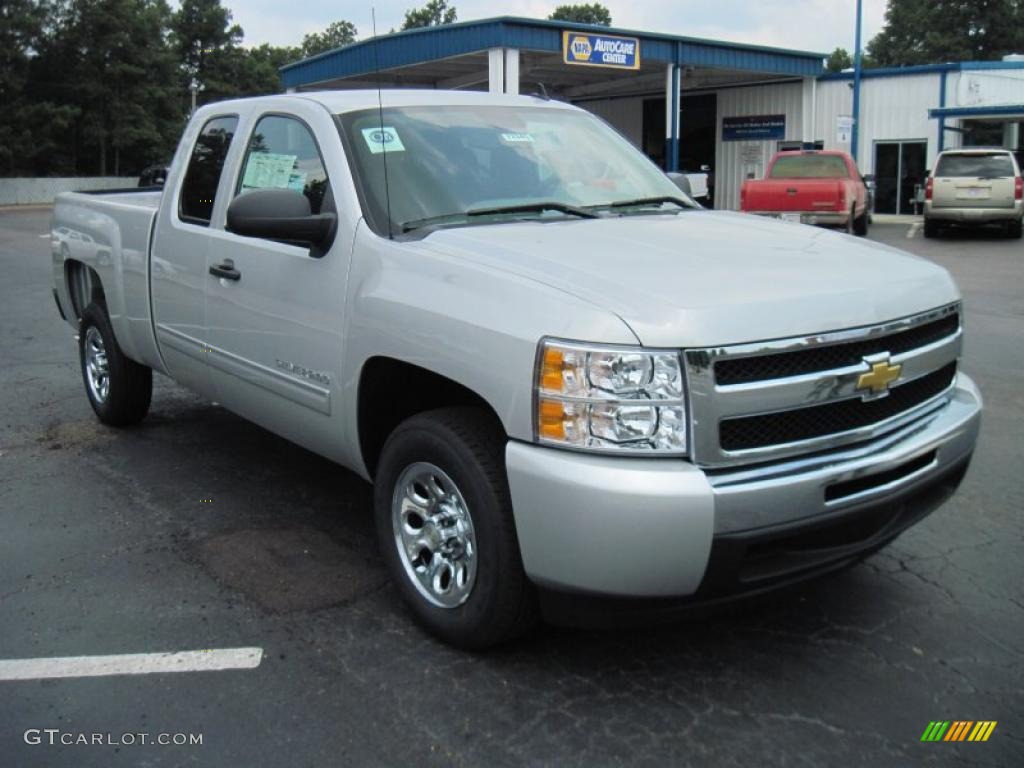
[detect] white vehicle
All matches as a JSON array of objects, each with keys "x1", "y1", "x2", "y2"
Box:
[
  {"x1": 924, "y1": 148, "x2": 1023, "y2": 238},
  {"x1": 51, "y1": 91, "x2": 980, "y2": 648}
]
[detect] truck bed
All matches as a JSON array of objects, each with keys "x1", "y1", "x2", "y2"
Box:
[{"x1": 52, "y1": 189, "x2": 165, "y2": 372}]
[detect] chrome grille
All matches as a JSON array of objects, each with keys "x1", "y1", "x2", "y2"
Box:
[{"x1": 684, "y1": 304, "x2": 962, "y2": 467}]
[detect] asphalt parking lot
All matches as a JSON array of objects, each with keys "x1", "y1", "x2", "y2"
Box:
[{"x1": 1, "y1": 208, "x2": 1021, "y2": 767}]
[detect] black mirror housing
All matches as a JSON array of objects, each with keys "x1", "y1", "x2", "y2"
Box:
[{"x1": 226, "y1": 188, "x2": 336, "y2": 254}]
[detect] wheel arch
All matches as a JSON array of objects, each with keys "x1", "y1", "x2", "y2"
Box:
[{"x1": 357, "y1": 356, "x2": 506, "y2": 479}]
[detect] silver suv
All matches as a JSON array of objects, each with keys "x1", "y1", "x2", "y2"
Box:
[{"x1": 924, "y1": 148, "x2": 1023, "y2": 238}]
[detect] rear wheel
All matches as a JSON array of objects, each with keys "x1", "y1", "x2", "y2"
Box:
[
  {"x1": 1007, "y1": 219, "x2": 1023, "y2": 239},
  {"x1": 79, "y1": 303, "x2": 152, "y2": 426},
  {"x1": 374, "y1": 407, "x2": 538, "y2": 649},
  {"x1": 923, "y1": 218, "x2": 939, "y2": 239},
  {"x1": 844, "y1": 206, "x2": 855, "y2": 234},
  {"x1": 853, "y1": 209, "x2": 869, "y2": 236}
]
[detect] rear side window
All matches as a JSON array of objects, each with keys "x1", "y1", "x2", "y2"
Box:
[
  {"x1": 237, "y1": 115, "x2": 329, "y2": 214},
  {"x1": 179, "y1": 116, "x2": 239, "y2": 225},
  {"x1": 768, "y1": 154, "x2": 850, "y2": 179},
  {"x1": 935, "y1": 153, "x2": 1015, "y2": 178}
]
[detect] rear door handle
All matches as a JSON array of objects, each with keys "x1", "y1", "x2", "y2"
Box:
[{"x1": 209, "y1": 259, "x2": 241, "y2": 281}]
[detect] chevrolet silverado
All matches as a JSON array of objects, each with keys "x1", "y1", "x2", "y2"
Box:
[{"x1": 51, "y1": 91, "x2": 980, "y2": 648}]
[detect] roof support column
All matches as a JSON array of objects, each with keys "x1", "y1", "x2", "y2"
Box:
[
  {"x1": 801, "y1": 77, "x2": 817, "y2": 148},
  {"x1": 504, "y1": 48, "x2": 519, "y2": 95},
  {"x1": 488, "y1": 48, "x2": 504, "y2": 94},
  {"x1": 938, "y1": 71, "x2": 947, "y2": 152},
  {"x1": 665, "y1": 63, "x2": 680, "y2": 172}
]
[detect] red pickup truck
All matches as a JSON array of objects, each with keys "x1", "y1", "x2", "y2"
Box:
[{"x1": 741, "y1": 150, "x2": 870, "y2": 236}]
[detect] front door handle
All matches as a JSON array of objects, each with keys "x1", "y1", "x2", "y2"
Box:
[{"x1": 209, "y1": 259, "x2": 241, "y2": 281}]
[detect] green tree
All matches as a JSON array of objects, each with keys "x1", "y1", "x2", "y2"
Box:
[
  {"x1": 867, "y1": 0, "x2": 1023, "y2": 67},
  {"x1": 401, "y1": 0, "x2": 456, "y2": 30},
  {"x1": 301, "y1": 20, "x2": 357, "y2": 57},
  {"x1": 825, "y1": 47, "x2": 852, "y2": 72},
  {"x1": 171, "y1": 0, "x2": 243, "y2": 97},
  {"x1": 32, "y1": 0, "x2": 182, "y2": 175},
  {"x1": 548, "y1": 3, "x2": 612, "y2": 25},
  {"x1": 0, "y1": 0, "x2": 64, "y2": 174}
]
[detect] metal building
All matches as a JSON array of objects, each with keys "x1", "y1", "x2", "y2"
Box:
[{"x1": 280, "y1": 17, "x2": 1024, "y2": 214}]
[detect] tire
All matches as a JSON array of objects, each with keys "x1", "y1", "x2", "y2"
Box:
[
  {"x1": 844, "y1": 206, "x2": 855, "y2": 235},
  {"x1": 79, "y1": 302, "x2": 152, "y2": 426},
  {"x1": 923, "y1": 218, "x2": 939, "y2": 239},
  {"x1": 374, "y1": 407, "x2": 538, "y2": 649},
  {"x1": 1007, "y1": 219, "x2": 1023, "y2": 239},
  {"x1": 853, "y1": 210, "x2": 869, "y2": 237}
]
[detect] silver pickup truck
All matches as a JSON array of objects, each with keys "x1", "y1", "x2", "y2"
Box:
[{"x1": 51, "y1": 90, "x2": 981, "y2": 648}]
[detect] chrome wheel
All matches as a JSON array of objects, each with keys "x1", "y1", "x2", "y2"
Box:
[
  {"x1": 84, "y1": 326, "x2": 110, "y2": 403},
  {"x1": 392, "y1": 462, "x2": 477, "y2": 609}
]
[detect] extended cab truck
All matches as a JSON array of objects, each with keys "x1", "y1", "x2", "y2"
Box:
[
  {"x1": 52, "y1": 91, "x2": 981, "y2": 648},
  {"x1": 741, "y1": 150, "x2": 870, "y2": 235}
]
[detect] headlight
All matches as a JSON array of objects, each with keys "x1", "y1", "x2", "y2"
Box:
[{"x1": 535, "y1": 339, "x2": 687, "y2": 454}]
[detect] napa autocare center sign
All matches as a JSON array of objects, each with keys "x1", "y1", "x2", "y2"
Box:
[
  {"x1": 563, "y1": 31, "x2": 640, "y2": 70},
  {"x1": 722, "y1": 115, "x2": 786, "y2": 141}
]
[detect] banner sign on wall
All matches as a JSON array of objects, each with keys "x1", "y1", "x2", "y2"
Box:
[
  {"x1": 722, "y1": 115, "x2": 786, "y2": 141},
  {"x1": 562, "y1": 31, "x2": 640, "y2": 69}
]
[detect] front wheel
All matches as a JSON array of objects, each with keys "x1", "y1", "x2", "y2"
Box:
[
  {"x1": 374, "y1": 408, "x2": 537, "y2": 649},
  {"x1": 79, "y1": 303, "x2": 152, "y2": 426}
]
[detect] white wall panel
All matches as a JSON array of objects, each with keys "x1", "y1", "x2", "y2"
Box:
[
  {"x1": 579, "y1": 96, "x2": 645, "y2": 147},
  {"x1": 814, "y1": 74, "x2": 942, "y2": 174}
]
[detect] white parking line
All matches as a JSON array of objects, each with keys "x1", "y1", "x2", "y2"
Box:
[
  {"x1": 0, "y1": 648, "x2": 263, "y2": 681},
  {"x1": 38, "y1": 234, "x2": 50, "y2": 238},
  {"x1": 907, "y1": 223, "x2": 922, "y2": 239}
]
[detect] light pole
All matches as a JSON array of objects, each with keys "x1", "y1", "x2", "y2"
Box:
[
  {"x1": 851, "y1": 0, "x2": 863, "y2": 163},
  {"x1": 190, "y1": 78, "x2": 199, "y2": 117}
]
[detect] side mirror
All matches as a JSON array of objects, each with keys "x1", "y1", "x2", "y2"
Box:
[
  {"x1": 666, "y1": 171, "x2": 692, "y2": 197},
  {"x1": 862, "y1": 173, "x2": 876, "y2": 190},
  {"x1": 226, "y1": 188, "x2": 336, "y2": 255}
]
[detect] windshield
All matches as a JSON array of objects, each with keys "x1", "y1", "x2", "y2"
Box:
[
  {"x1": 768, "y1": 154, "x2": 850, "y2": 179},
  {"x1": 935, "y1": 152, "x2": 1015, "y2": 178},
  {"x1": 338, "y1": 104, "x2": 694, "y2": 235}
]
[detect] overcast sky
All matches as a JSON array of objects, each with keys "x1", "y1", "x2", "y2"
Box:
[{"x1": 217, "y1": 0, "x2": 888, "y2": 55}]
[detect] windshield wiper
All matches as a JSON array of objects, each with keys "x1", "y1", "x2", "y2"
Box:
[
  {"x1": 400, "y1": 212, "x2": 469, "y2": 233},
  {"x1": 603, "y1": 196, "x2": 692, "y2": 210},
  {"x1": 466, "y1": 202, "x2": 598, "y2": 219},
  {"x1": 400, "y1": 201, "x2": 597, "y2": 233}
]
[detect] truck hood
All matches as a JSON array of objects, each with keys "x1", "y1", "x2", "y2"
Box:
[{"x1": 415, "y1": 210, "x2": 960, "y2": 348}]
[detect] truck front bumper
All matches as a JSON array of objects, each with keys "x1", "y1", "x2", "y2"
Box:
[{"x1": 506, "y1": 372, "x2": 981, "y2": 607}]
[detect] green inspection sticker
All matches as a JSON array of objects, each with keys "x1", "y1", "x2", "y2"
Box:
[{"x1": 361, "y1": 126, "x2": 405, "y2": 154}]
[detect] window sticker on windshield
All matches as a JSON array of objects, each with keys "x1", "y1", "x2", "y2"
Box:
[
  {"x1": 500, "y1": 132, "x2": 535, "y2": 143},
  {"x1": 242, "y1": 152, "x2": 298, "y2": 190},
  {"x1": 361, "y1": 126, "x2": 405, "y2": 154}
]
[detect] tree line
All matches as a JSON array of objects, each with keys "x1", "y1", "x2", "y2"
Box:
[
  {"x1": 826, "y1": 0, "x2": 1024, "y2": 71},
  {"x1": 0, "y1": 0, "x2": 613, "y2": 178}
]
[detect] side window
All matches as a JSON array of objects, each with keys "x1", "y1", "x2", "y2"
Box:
[
  {"x1": 237, "y1": 115, "x2": 329, "y2": 214},
  {"x1": 179, "y1": 116, "x2": 238, "y2": 225}
]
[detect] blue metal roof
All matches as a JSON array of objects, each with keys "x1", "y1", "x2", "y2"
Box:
[
  {"x1": 929, "y1": 104, "x2": 1024, "y2": 119},
  {"x1": 280, "y1": 16, "x2": 826, "y2": 89},
  {"x1": 819, "y1": 60, "x2": 1024, "y2": 81}
]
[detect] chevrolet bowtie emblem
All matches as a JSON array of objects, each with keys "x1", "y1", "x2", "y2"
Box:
[{"x1": 857, "y1": 358, "x2": 902, "y2": 396}]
